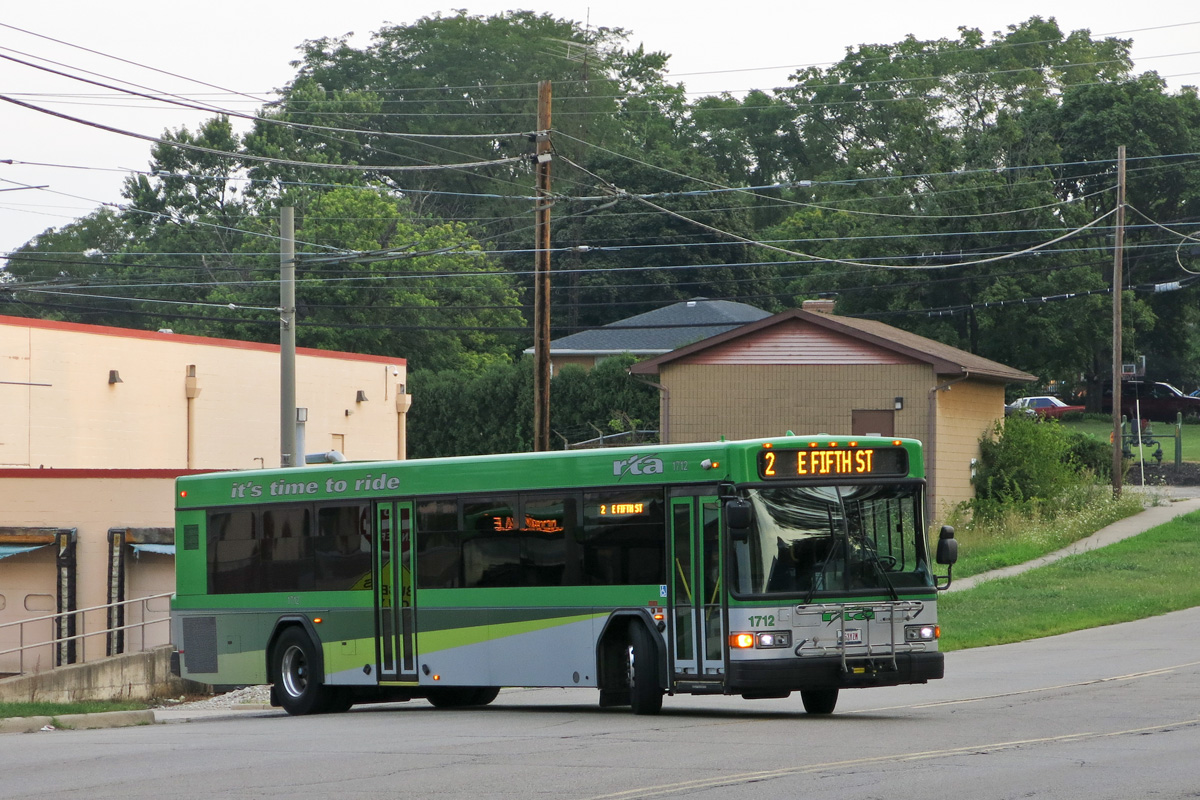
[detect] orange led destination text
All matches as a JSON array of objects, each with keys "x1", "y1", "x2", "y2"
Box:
[{"x1": 795, "y1": 448, "x2": 874, "y2": 475}]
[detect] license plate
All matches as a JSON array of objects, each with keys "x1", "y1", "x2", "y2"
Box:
[{"x1": 841, "y1": 628, "x2": 862, "y2": 644}]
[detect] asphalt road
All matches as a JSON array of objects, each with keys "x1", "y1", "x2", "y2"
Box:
[{"x1": 4, "y1": 606, "x2": 1199, "y2": 799}]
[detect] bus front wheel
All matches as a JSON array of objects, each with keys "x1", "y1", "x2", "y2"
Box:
[
  {"x1": 801, "y1": 688, "x2": 838, "y2": 715},
  {"x1": 272, "y1": 628, "x2": 332, "y2": 716},
  {"x1": 627, "y1": 624, "x2": 664, "y2": 715}
]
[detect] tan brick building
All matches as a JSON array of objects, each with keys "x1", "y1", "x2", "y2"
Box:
[
  {"x1": 0, "y1": 315, "x2": 408, "y2": 674},
  {"x1": 630, "y1": 304, "x2": 1034, "y2": 521}
]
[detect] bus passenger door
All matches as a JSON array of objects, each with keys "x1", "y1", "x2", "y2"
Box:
[
  {"x1": 374, "y1": 501, "x2": 418, "y2": 682},
  {"x1": 669, "y1": 495, "x2": 725, "y2": 683}
]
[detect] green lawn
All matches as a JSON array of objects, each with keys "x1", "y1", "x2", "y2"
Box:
[
  {"x1": 0, "y1": 699, "x2": 147, "y2": 719},
  {"x1": 1063, "y1": 415, "x2": 1200, "y2": 462},
  {"x1": 940, "y1": 509, "x2": 1200, "y2": 650}
]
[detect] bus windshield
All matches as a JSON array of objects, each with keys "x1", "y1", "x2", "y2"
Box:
[{"x1": 730, "y1": 483, "x2": 931, "y2": 597}]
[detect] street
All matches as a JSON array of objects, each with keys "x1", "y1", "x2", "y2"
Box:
[{"x1": 4, "y1": 607, "x2": 1200, "y2": 799}]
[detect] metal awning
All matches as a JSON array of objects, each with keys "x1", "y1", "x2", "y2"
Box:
[
  {"x1": 0, "y1": 543, "x2": 51, "y2": 560},
  {"x1": 130, "y1": 543, "x2": 176, "y2": 556}
]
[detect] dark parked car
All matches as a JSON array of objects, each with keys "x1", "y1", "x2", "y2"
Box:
[{"x1": 1102, "y1": 381, "x2": 1200, "y2": 422}]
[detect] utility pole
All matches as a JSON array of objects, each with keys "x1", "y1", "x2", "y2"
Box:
[
  {"x1": 533, "y1": 80, "x2": 553, "y2": 451},
  {"x1": 280, "y1": 206, "x2": 297, "y2": 468},
  {"x1": 1111, "y1": 146, "x2": 1126, "y2": 497}
]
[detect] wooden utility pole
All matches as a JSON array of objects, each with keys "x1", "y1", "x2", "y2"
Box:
[
  {"x1": 1111, "y1": 146, "x2": 1126, "y2": 497},
  {"x1": 533, "y1": 80, "x2": 553, "y2": 451}
]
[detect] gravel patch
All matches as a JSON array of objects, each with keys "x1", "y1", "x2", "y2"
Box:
[{"x1": 157, "y1": 685, "x2": 272, "y2": 710}]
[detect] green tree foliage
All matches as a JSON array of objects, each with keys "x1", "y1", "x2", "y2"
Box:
[
  {"x1": 752, "y1": 17, "x2": 1200, "y2": 393},
  {"x1": 7, "y1": 12, "x2": 1200, "y2": 422},
  {"x1": 407, "y1": 354, "x2": 658, "y2": 458}
]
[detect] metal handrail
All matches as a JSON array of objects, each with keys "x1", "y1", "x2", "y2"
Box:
[{"x1": 0, "y1": 591, "x2": 173, "y2": 675}]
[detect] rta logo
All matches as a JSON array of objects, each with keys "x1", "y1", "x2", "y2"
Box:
[{"x1": 613, "y1": 454, "x2": 664, "y2": 479}]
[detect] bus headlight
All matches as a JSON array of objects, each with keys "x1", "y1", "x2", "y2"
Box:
[
  {"x1": 756, "y1": 631, "x2": 791, "y2": 648},
  {"x1": 905, "y1": 624, "x2": 939, "y2": 642},
  {"x1": 730, "y1": 632, "x2": 791, "y2": 649}
]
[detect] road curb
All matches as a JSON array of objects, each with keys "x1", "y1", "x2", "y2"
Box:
[{"x1": 0, "y1": 709, "x2": 155, "y2": 734}]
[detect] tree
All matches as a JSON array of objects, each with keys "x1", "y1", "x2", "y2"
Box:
[{"x1": 759, "y1": 17, "x2": 1200, "y2": 394}]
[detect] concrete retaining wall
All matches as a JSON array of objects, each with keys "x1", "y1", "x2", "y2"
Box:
[{"x1": 0, "y1": 646, "x2": 210, "y2": 703}]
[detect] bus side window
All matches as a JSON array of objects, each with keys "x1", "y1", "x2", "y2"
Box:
[
  {"x1": 207, "y1": 510, "x2": 257, "y2": 594},
  {"x1": 462, "y1": 497, "x2": 521, "y2": 588},
  {"x1": 416, "y1": 499, "x2": 461, "y2": 589},
  {"x1": 314, "y1": 504, "x2": 373, "y2": 591}
]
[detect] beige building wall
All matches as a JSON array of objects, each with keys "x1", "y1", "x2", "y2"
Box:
[
  {"x1": 0, "y1": 546, "x2": 57, "y2": 675},
  {"x1": 551, "y1": 355, "x2": 598, "y2": 373},
  {"x1": 0, "y1": 316, "x2": 407, "y2": 469},
  {"x1": 931, "y1": 379, "x2": 1005, "y2": 516},
  {"x1": 660, "y1": 363, "x2": 934, "y2": 445},
  {"x1": 656, "y1": 362, "x2": 1007, "y2": 522},
  {"x1": 0, "y1": 316, "x2": 409, "y2": 671},
  {"x1": 0, "y1": 474, "x2": 176, "y2": 674}
]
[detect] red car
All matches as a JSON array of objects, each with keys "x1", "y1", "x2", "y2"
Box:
[{"x1": 1005, "y1": 396, "x2": 1085, "y2": 419}]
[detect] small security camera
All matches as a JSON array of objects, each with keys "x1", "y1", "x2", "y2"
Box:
[{"x1": 391, "y1": 368, "x2": 399, "y2": 376}]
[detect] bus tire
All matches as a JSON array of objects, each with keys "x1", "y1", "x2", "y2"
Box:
[
  {"x1": 470, "y1": 687, "x2": 501, "y2": 706},
  {"x1": 801, "y1": 688, "x2": 838, "y2": 715},
  {"x1": 628, "y1": 624, "x2": 664, "y2": 716},
  {"x1": 272, "y1": 627, "x2": 331, "y2": 716}
]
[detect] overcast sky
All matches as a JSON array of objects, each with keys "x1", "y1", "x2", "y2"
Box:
[{"x1": 2, "y1": 1, "x2": 1198, "y2": 258}]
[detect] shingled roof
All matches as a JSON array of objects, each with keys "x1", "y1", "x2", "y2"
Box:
[
  {"x1": 630, "y1": 307, "x2": 1036, "y2": 384},
  {"x1": 532, "y1": 298, "x2": 772, "y2": 357}
]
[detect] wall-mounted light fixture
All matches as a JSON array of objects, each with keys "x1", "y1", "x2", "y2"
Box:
[
  {"x1": 356, "y1": 390, "x2": 368, "y2": 403},
  {"x1": 894, "y1": 396, "x2": 904, "y2": 411},
  {"x1": 108, "y1": 370, "x2": 123, "y2": 384}
]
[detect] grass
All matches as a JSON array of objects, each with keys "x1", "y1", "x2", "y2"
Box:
[
  {"x1": 1062, "y1": 413, "x2": 1200, "y2": 462},
  {"x1": 940, "y1": 509, "x2": 1200, "y2": 651},
  {"x1": 946, "y1": 483, "x2": 1149, "y2": 578},
  {"x1": 0, "y1": 699, "x2": 147, "y2": 719}
]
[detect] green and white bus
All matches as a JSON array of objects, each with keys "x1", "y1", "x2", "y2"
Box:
[{"x1": 171, "y1": 434, "x2": 957, "y2": 716}]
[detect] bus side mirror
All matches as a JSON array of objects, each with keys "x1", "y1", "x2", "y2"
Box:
[
  {"x1": 936, "y1": 525, "x2": 958, "y2": 566},
  {"x1": 934, "y1": 525, "x2": 957, "y2": 591},
  {"x1": 726, "y1": 499, "x2": 752, "y2": 541}
]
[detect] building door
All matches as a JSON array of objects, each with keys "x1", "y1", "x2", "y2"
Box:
[
  {"x1": 669, "y1": 494, "x2": 724, "y2": 683},
  {"x1": 374, "y1": 501, "x2": 417, "y2": 682},
  {"x1": 852, "y1": 409, "x2": 895, "y2": 437}
]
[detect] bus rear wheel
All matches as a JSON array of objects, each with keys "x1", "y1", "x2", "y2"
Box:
[
  {"x1": 801, "y1": 688, "x2": 838, "y2": 715},
  {"x1": 627, "y1": 624, "x2": 663, "y2": 716},
  {"x1": 272, "y1": 628, "x2": 333, "y2": 716}
]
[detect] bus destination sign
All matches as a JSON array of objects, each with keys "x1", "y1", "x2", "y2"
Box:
[{"x1": 757, "y1": 446, "x2": 908, "y2": 480}]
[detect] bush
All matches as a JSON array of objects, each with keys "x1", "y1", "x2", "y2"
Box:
[{"x1": 971, "y1": 414, "x2": 1107, "y2": 520}]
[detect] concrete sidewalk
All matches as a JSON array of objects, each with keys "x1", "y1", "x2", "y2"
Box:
[{"x1": 948, "y1": 495, "x2": 1200, "y2": 592}]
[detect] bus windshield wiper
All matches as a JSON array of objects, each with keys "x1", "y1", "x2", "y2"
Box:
[
  {"x1": 846, "y1": 497, "x2": 899, "y2": 601},
  {"x1": 801, "y1": 505, "x2": 841, "y2": 606}
]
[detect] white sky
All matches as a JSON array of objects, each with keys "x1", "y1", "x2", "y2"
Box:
[{"x1": 2, "y1": 1, "x2": 1198, "y2": 258}]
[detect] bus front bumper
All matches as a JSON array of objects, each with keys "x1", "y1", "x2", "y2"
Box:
[{"x1": 727, "y1": 651, "x2": 944, "y2": 692}]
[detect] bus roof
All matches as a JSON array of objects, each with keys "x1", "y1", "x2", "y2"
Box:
[{"x1": 175, "y1": 434, "x2": 923, "y2": 509}]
